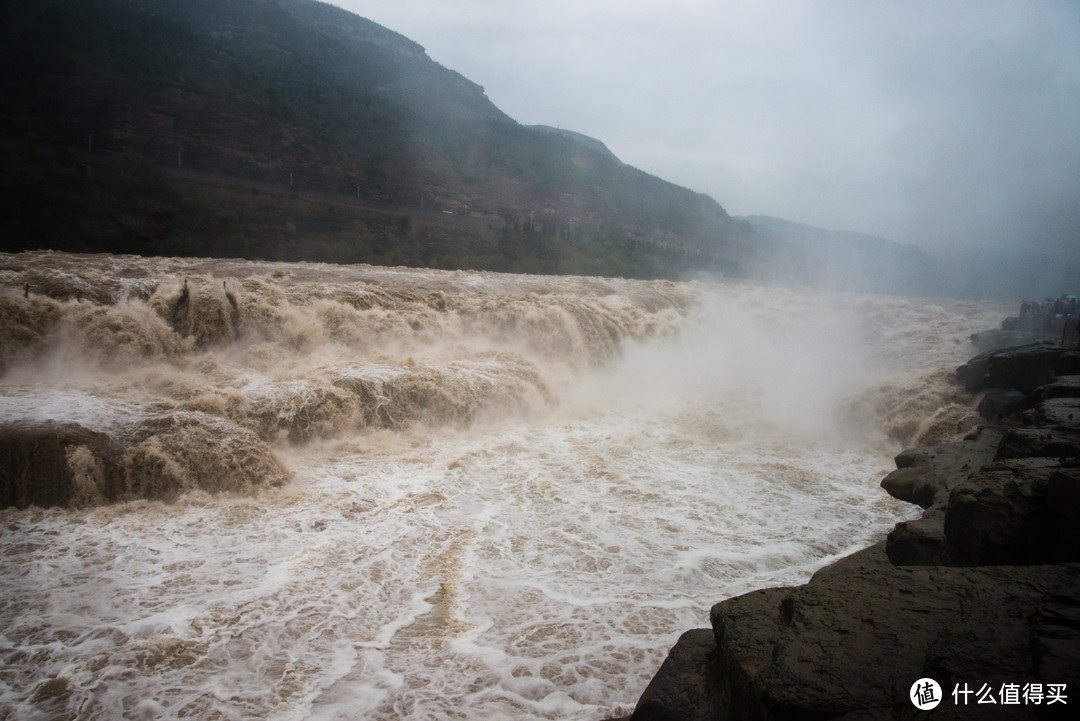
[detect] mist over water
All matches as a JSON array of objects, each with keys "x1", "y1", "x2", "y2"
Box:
[{"x1": 0, "y1": 252, "x2": 1005, "y2": 720}]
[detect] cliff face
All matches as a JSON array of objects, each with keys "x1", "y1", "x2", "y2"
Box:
[{"x1": 628, "y1": 338, "x2": 1080, "y2": 720}]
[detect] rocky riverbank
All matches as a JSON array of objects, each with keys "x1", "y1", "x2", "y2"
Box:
[{"x1": 623, "y1": 333, "x2": 1080, "y2": 720}]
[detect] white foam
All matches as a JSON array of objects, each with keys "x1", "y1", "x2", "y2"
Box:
[
  {"x1": 0, "y1": 256, "x2": 1005, "y2": 720},
  {"x1": 0, "y1": 387, "x2": 146, "y2": 429}
]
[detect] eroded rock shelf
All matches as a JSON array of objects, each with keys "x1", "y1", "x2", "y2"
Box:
[{"x1": 627, "y1": 335, "x2": 1080, "y2": 720}]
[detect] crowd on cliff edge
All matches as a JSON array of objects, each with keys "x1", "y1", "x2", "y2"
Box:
[{"x1": 1016, "y1": 294, "x2": 1080, "y2": 345}]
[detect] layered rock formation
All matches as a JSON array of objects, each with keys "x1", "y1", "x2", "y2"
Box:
[
  {"x1": 626, "y1": 335, "x2": 1080, "y2": 720},
  {"x1": 0, "y1": 414, "x2": 288, "y2": 508}
]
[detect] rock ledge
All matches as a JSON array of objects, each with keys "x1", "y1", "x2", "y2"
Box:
[{"x1": 625, "y1": 340, "x2": 1080, "y2": 720}]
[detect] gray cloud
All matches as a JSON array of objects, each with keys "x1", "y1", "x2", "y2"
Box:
[{"x1": 331, "y1": 0, "x2": 1080, "y2": 256}]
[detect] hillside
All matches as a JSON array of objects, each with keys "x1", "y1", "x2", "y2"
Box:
[
  {"x1": 739, "y1": 215, "x2": 1080, "y2": 300},
  {"x1": 738, "y1": 215, "x2": 937, "y2": 296},
  {"x1": 0, "y1": 0, "x2": 755, "y2": 278}
]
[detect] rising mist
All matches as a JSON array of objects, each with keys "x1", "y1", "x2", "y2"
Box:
[{"x1": 0, "y1": 252, "x2": 1006, "y2": 719}]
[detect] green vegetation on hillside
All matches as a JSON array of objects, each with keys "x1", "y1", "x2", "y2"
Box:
[{"x1": 0, "y1": 0, "x2": 752, "y2": 278}]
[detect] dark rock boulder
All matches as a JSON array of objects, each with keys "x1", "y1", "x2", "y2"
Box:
[
  {"x1": 995, "y1": 427, "x2": 1080, "y2": 460},
  {"x1": 886, "y1": 513, "x2": 949, "y2": 566},
  {"x1": 693, "y1": 544, "x2": 1079, "y2": 721},
  {"x1": 880, "y1": 465, "x2": 940, "y2": 508},
  {"x1": 881, "y1": 444, "x2": 960, "y2": 509},
  {"x1": 880, "y1": 429, "x2": 1003, "y2": 509},
  {"x1": 1034, "y1": 375, "x2": 1080, "y2": 402},
  {"x1": 986, "y1": 344, "x2": 1066, "y2": 395},
  {"x1": 944, "y1": 474, "x2": 1052, "y2": 565},
  {"x1": 977, "y1": 389, "x2": 1030, "y2": 422},
  {"x1": 630, "y1": 630, "x2": 725, "y2": 721},
  {"x1": 959, "y1": 343, "x2": 1071, "y2": 394},
  {"x1": 1056, "y1": 352, "x2": 1080, "y2": 376},
  {"x1": 970, "y1": 329, "x2": 1041, "y2": 354},
  {"x1": 627, "y1": 341, "x2": 1080, "y2": 720},
  {"x1": 893, "y1": 444, "x2": 952, "y2": 469},
  {"x1": 1046, "y1": 470, "x2": 1080, "y2": 560},
  {"x1": 1033, "y1": 578, "x2": 1080, "y2": 685},
  {"x1": 0, "y1": 421, "x2": 126, "y2": 508},
  {"x1": 1021, "y1": 398, "x2": 1080, "y2": 428},
  {"x1": 956, "y1": 352, "x2": 992, "y2": 393}
]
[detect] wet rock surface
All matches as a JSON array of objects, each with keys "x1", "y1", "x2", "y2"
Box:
[
  {"x1": 0, "y1": 421, "x2": 127, "y2": 507},
  {"x1": 0, "y1": 413, "x2": 287, "y2": 508},
  {"x1": 626, "y1": 341, "x2": 1080, "y2": 720}
]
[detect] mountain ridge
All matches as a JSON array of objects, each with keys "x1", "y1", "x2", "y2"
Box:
[
  {"x1": 0, "y1": 0, "x2": 756, "y2": 278},
  {"x1": 527, "y1": 125, "x2": 623, "y2": 164},
  {"x1": 740, "y1": 214, "x2": 1080, "y2": 300},
  {"x1": 3, "y1": 0, "x2": 1073, "y2": 297}
]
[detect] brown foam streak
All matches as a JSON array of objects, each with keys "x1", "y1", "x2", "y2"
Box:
[
  {"x1": 839, "y1": 366, "x2": 981, "y2": 450},
  {"x1": 0, "y1": 295, "x2": 64, "y2": 374},
  {"x1": 1, "y1": 252, "x2": 692, "y2": 508}
]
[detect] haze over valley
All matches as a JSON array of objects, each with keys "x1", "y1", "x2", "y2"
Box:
[
  {"x1": 3, "y1": 0, "x2": 1077, "y2": 297},
  {"x1": 1, "y1": 2, "x2": 1078, "y2": 719}
]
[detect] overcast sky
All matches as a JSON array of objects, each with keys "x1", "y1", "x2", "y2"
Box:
[{"x1": 329, "y1": 0, "x2": 1079, "y2": 256}]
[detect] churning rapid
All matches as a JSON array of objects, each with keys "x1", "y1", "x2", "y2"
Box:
[{"x1": 0, "y1": 251, "x2": 1005, "y2": 720}]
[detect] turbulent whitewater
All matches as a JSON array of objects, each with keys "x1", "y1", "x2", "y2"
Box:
[{"x1": 0, "y1": 252, "x2": 1005, "y2": 720}]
